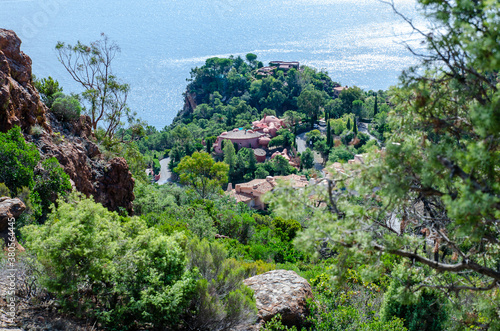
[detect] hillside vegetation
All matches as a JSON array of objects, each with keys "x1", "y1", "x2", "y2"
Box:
[{"x1": 2, "y1": 0, "x2": 500, "y2": 330}]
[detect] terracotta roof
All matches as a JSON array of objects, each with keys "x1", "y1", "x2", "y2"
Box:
[
  {"x1": 228, "y1": 190, "x2": 253, "y2": 203},
  {"x1": 237, "y1": 179, "x2": 277, "y2": 195},
  {"x1": 275, "y1": 174, "x2": 309, "y2": 188}
]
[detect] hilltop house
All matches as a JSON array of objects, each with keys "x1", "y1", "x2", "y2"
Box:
[{"x1": 256, "y1": 61, "x2": 300, "y2": 77}]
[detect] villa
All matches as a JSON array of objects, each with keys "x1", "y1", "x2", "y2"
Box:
[
  {"x1": 227, "y1": 174, "x2": 309, "y2": 210},
  {"x1": 256, "y1": 61, "x2": 300, "y2": 78},
  {"x1": 333, "y1": 86, "x2": 349, "y2": 96},
  {"x1": 252, "y1": 115, "x2": 284, "y2": 136},
  {"x1": 213, "y1": 115, "x2": 284, "y2": 154}
]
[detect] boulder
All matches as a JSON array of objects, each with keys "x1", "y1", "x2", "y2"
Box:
[
  {"x1": 243, "y1": 269, "x2": 313, "y2": 328},
  {"x1": 0, "y1": 197, "x2": 26, "y2": 250}
]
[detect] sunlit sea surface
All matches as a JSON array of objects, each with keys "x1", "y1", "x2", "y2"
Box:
[{"x1": 1, "y1": 0, "x2": 424, "y2": 129}]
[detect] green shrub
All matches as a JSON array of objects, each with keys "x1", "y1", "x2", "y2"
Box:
[
  {"x1": 381, "y1": 282, "x2": 448, "y2": 331},
  {"x1": 23, "y1": 193, "x2": 198, "y2": 330},
  {"x1": 354, "y1": 132, "x2": 370, "y2": 149},
  {"x1": 272, "y1": 217, "x2": 301, "y2": 242},
  {"x1": 0, "y1": 183, "x2": 9, "y2": 197},
  {"x1": 51, "y1": 93, "x2": 82, "y2": 121},
  {"x1": 0, "y1": 126, "x2": 40, "y2": 194},
  {"x1": 186, "y1": 237, "x2": 257, "y2": 330},
  {"x1": 33, "y1": 157, "x2": 72, "y2": 216},
  {"x1": 33, "y1": 76, "x2": 63, "y2": 108},
  {"x1": 329, "y1": 146, "x2": 354, "y2": 163}
]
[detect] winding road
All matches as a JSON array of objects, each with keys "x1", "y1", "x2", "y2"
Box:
[{"x1": 157, "y1": 157, "x2": 172, "y2": 185}]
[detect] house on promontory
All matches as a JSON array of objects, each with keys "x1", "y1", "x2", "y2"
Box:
[
  {"x1": 333, "y1": 85, "x2": 348, "y2": 96},
  {"x1": 256, "y1": 61, "x2": 300, "y2": 78}
]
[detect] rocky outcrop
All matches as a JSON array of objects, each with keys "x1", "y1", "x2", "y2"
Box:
[
  {"x1": 95, "y1": 157, "x2": 135, "y2": 214},
  {"x1": 243, "y1": 270, "x2": 313, "y2": 328},
  {"x1": 33, "y1": 121, "x2": 134, "y2": 214},
  {"x1": 0, "y1": 197, "x2": 26, "y2": 250},
  {"x1": 0, "y1": 29, "x2": 50, "y2": 134},
  {"x1": 183, "y1": 91, "x2": 198, "y2": 114},
  {"x1": 0, "y1": 29, "x2": 135, "y2": 214}
]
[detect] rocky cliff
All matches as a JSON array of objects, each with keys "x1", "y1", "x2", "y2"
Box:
[
  {"x1": 0, "y1": 29, "x2": 134, "y2": 214},
  {"x1": 0, "y1": 29, "x2": 50, "y2": 134}
]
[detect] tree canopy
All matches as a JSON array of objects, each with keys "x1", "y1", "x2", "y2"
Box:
[
  {"x1": 56, "y1": 33, "x2": 135, "y2": 138},
  {"x1": 174, "y1": 151, "x2": 229, "y2": 199}
]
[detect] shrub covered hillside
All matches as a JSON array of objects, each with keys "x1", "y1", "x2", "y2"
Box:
[{"x1": 2, "y1": 0, "x2": 500, "y2": 330}]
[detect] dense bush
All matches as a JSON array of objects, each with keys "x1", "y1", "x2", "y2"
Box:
[
  {"x1": 23, "y1": 193, "x2": 199, "y2": 330},
  {"x1": 380, "y1": 266, "x2": 449, "y2": 331},
  {"x1": 0, "y1": 126, "x2": 40, "y2": 194},
  {"x1": 328, "y1": 146, "x2": 354, "y2": 163},
  {"x1": 33, "y1": 157, "x2": 72, "y2": 216},
  {"x1": 185, "y1": 238, "x2": 257, "y2": 330},
  {"x1": 33, "y1": 75, "x2": 63, "y2": 108},
  {"x1": 50, "y1": 92, "x2": 82, "y2": 121}
]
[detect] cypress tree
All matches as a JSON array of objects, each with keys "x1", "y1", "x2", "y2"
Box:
[
  {"x1": 374, "y1": 94, "x2": 378, "y2": 116},
  {"x1": 347, "y1": 117, "x2": 351, "y2": 131},
  {"x1": 353, "y1": 119, "x2": 358, "y2": 135},
  {"x1": 327, "y1": 119, "x2": 332, "y2": 148}
]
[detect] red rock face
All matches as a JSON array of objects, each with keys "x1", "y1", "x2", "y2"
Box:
[
  {"x1": 0, "y1": 28, "x2": 135, "y2": 214},
  {"x1": 0, "y1": 29, "x2": 50, "y2": 134},
  {"x1": 94, "y1": 157, "x2": 135, "y2": 215}
]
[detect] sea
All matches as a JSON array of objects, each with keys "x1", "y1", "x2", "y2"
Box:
[{"x1": 1, "y1": 0, "x2": 424, "y2": 129}]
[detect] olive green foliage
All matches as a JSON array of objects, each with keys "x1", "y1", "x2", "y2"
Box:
[
  {"x1": 0, "y1": 126, "x2": 40, "y2": 194},
  {"x1": 0, "y1": 183, "x2": 9, "y2": 197},
  {"x1": 305, "y1": 129, "x2": 322, "y2": 146},
  {"x1": 301, "y1": 148, "x2": 314, "y2": 169},
  {"x1": 272, "y1": 217, "x2": 301, "y2": 242},
  {"x1": 328, "y1": 146, "x2": 354, "y2": 163},
  {"x1": 0, "y1": 127, "x2": 70, "y2": 224},
  {"x1": 297, "y1": 87, "x2": 326, "y2": 125},
  {"x1": 272, "y1": 155, "x2": 295, "y2": 176},
  {"x1": 33, "y1": 157, "x2": 72, "y2": 216},
  {"x1": 133, "y1": 181, "x2": 184, "y2": 215},
  {"x1": 232, "y1": 147, "x2": 257, "y2": 182},
  {"x1": 23, "y1": 193, "x2": 198, "y2": 329},
  {"x1": 175, "y1": 151, "x2": 229, "y2": 199},
  {"x1": 56, "y1": 34, "x2": 135, "y2": 138},
  {"x1": 186, "y1": 238, "x2": 257, "y2": 330},
  {"x1": 380, "y1": 264, "x2": 448, "y2": 331},
  {"x1": 50, "y1": 92, "x2": 82, "y2": 121},
  {"x1": 269, "y1": 135, "x2": 286, "y2": 148},
  {"x1": 33, "y1": 75, "x2": 63, "y2": 108}
]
